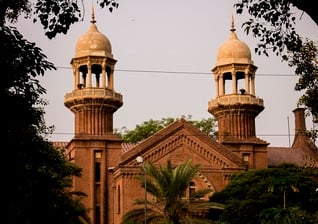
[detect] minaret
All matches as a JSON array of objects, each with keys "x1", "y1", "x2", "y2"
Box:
[
  {"x1": 64, "y1": 8, "x2": 123, "y2": 224},
  {"x1": 65, "y1": 8, "x2": 122, "y2": 136},
  {"x1": 208, "y1": 17, "x2": 268, "y2": 169}
]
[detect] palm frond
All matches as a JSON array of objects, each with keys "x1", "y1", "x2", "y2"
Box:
[
  {"x1": 123, "y1": 159, "x2": 216, "y2": 223},
  {"x1": 121, "y1": 208, "x2": 145, "y2": 224},
  {"x1": 190, "y1": 188, "x2": 213, "y2": 200}
]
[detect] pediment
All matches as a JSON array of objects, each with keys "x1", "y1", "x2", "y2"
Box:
[{"x1": 121, "y1": 118, "x2": 243, "y2": 169}]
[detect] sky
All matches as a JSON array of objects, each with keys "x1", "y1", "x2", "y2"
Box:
[{"x1": 17, "y1": 0, "x2": 318, "y2": 147}]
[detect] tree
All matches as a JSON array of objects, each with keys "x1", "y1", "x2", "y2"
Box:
[
  {"x1": 289, "y1": 40, "x2": 318, "y2": 140},
  {"x1": 115, "y1": 116, "x2": 217, "y2": 143},
  {"x1": 258, "y1": 206, "x2": 311, "y2": 224},
  {"x1": 1, "y1": 1, "x2": 117, "y2": 223},
  {"x1": 211, "y1": 163, "x2": 318, "y2": 224},
  {"x1": 122, "y1": 160, "x2": 223, "y2": 224},
  {"x1": 1, "y1": 20, "x2": 90, "y2": 224},
  {"x1": 234, "y1": 0, "x2": 318, "y2": 132},
  {"x1": 1, "y1": 0, "x2": 119, "y2": 38}
]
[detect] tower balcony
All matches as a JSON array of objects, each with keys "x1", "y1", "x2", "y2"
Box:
[
  {"x1": 64, "y1": 87, "x2": 123, "y2": 113},
  {"x1": 208, "y1": 94, "x2": 263, "y2": 108},
  {"x1": 208, "y1": 94, "x2": 264, "y2": 118}
]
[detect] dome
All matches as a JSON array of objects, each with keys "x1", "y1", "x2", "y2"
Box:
[
  {"x1": 215, "y1": 28, "x2": 253, "y2": 66},
  {"x1": 74, "y1": 21, "x2": 113, "y2": 58}
]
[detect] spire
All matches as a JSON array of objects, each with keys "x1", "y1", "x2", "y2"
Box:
[
  {"x1": 91, "y1": 2, "x2": 96, "y2": 24},
  {"x1": 228, "y1": 14, "x2": 238, "y2": 41},
  {"x1": 230, "y1": 14, "x2": 236, "y2": 32}
]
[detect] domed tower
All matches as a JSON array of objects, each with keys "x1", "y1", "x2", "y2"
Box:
[
  {"x1": 65, "y1": 11, "x2": 123, "y2": 135},
  {"x1": 64, "y1": 9, "x2": 123, "y2": 224},
  {"x1": 208, "y1": 17, "x2": 268, "y2": 169}
]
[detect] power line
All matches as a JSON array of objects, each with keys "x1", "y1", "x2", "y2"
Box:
[
  {"x1": 50, "y1": 132, "x2": 297, "y2": 137},
  {"x1": 55, "y1": 66, "x2": 295, "y2": 77}
]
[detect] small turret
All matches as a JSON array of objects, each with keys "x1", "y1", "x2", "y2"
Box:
[
  {"x1": 208, "y1": 17, "x2": 268, "y2": 169},
  {"x1": 208, "y1": 16, "x2": 264, "y2": 142},
  {"x1": 64, "y1": 8, "x2": 123, "y2": 136}
]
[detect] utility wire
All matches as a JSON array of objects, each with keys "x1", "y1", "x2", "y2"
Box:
[
  {"x1": 49, "y1": 132, "x2": 297, "y2": 137},
  {"x1": 49, "y1": 66, "x2": 299, "y2": 139},
  {"x1": 55, "y1": 66, "x2": 295, "y2": 77}
]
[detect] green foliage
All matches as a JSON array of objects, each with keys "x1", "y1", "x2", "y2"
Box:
[
  {"x1": 0, "y1": 0, "x2": 32, "y2": 25},
  {"x1": 1, "y1": 23, "x2": 89, "y2": 223},
  {"x1": 1, "y1": 0, "x2": 118, "y2": 39},
  {"x1": 234, "y1": 0, "x2": 304, "y2": 56},
  {"x1": 290, "y1": 40, "x2": 318, "y2": 119},
  {"x1": 259, "y1": 207, "x2": 309, "y2": 224},
  {"x1": 190, "y1": 117, "x2": 217, "y2": 139},
  {"x1": 211, "y1": 163, "x2": 318, "y2": 224},
  {"x1": 115, "y1": 116, "x2": 217, "y2": 143},
  {"x1": 33, "y1": 0, "x2": 119, "y2": 38},
  {"x1": 122, "y1": 160, "x2": 222, "y2": 224},
  {"x1": 115, "y1": 117, "x2": 175, "y2": 143}
]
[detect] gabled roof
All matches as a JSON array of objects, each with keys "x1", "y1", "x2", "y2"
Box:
[
  {"x1": 120, "y1": 118, "x2": 243, "y2": 169},
  {"x1": 268, "y1": 138, "x2": 318, "y2": 167},
  {"x1": 268, "y1": 147, "x2": 301, "y2": 167}
]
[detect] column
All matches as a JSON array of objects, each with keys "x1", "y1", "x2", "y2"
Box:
[
  {"x1": 74, "y1": 67, "x2": 79, "y2": 89},
  {"x1": 244, "y1": 70, "x2": 250, "y2": 94},
  {"x1": 87, "y1": 62, "x2": 92, "y2": 87},
  {"x1": 214, "y1": 75, "x2": 219, "y2": 97},
  {"x1": 231, "y1": 70, "x2": 237, "y2": 94},
  {"x1": 108, "y1": 66, "x2": 114, "y2": 90},
  {"x1": 219, "y1": 75, "x2": 224, "y2": 96},
  {"x1": 251, "y1": 74, "x2": 255, "y2": 95},
  {"x1": 102, "y1": 61, "x2": 106, "y2": 88}
]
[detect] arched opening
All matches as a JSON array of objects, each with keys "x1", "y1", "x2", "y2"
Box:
[
  {"x1": 92, "y1": 64, "x2": 102, "y2": 87},
  {"x1": 223, "y1": 72, "x2": 232, "y2": 95},
  {"x1": 236, "y1": 71, "x2": 245, "y2": 94},
  {"x1": 78, "y1": 65, "x2": 88, "y2": 88}
]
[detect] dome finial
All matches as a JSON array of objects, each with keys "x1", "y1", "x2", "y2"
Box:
[
  {"x1": 230, "y1": 14, "x2": 236, "y2": 32},
  {"x1": 91, "y1": 2, "x2": 96, "y2": 24}
]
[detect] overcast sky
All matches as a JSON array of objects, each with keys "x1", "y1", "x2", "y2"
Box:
[{"x1": 17, "y1": 0, "x2": 318, "y2": 147}]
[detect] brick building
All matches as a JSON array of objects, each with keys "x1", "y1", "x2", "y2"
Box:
[{"x1": 54, "y1": 12, "x2": 318, "y2": 224}]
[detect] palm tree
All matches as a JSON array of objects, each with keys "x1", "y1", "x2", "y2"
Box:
[
  {"x1": 267, "y1": 164, "x2": 300, "y2": 209},
  {"x1": 122, "y1": 159, "x2": 224, "y2": 224},
  {"x1": 268, "y1": 176, "x2": 299, "y2": 209}
]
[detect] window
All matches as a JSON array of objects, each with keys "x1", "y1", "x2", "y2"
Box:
[
  {"x1": 243, "y1": 153, "x2": 250, "y2": 169},
  {"x1": 95, "y1": 206, "x2": 101, "y2": 224},
  {"x1": 94, "y1": 151, "x2": 102, "y2": 182},
  {"x1": 189, "y1": 182, "x2": 195, "y2": 198},
  {"x1": 117, "y1": 185, "x2": 121, "y2": 214},
  {"x1": 243, "y1": 154, "x2": 249, "y2": 162},
  {"x1": 95, "y1": 162, "x2": 101, "y2": 182}
]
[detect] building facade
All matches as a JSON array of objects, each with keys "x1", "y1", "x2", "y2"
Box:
[{"x1": 56, "y1": 12, "x2": 318, "y2": 224}]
